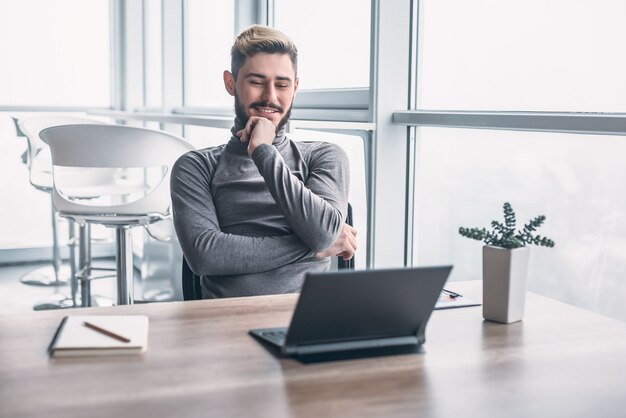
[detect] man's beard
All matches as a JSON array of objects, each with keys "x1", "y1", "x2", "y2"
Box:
[{"x1": 234, "y1": 91, "x2": 293, "y2": 133}]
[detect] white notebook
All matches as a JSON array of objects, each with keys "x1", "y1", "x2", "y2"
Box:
[{"x1": 48, "y1": 315, "x2": 149, "y2": 358}]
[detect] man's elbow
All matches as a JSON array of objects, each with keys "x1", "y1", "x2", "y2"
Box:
[
  {"x1": 308, "y1": 227, "x2": 342, "y2": 253},
  {"x1": 184, "y1": 252, "x2": 208, "y2": 276}
]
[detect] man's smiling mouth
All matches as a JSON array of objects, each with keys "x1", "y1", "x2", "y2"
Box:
[
  {"x1": 255, "y1": 107, "x2": 279, "y2": 115},
  {"x1": 251, "y1": 101, "x2": 283, "y2": 115}
]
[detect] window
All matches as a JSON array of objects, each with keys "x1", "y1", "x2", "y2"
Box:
[
  {"x1": 0, "y1": 0, "x2": 110, "y2": 249},
  {"x1": 289, "y1": 129, "x2": 368, "y2": 269},
  {"x1": 0, "y1": 113, "x2": 52, "y2": 248},
  {"x1": 274, "y1": 0, "x2": 371, "y2": 90},
  {"x1": 183, "y1": 126, "x2": 232, "y2": 149},
  {"x1": 417, "y1": 0, "x2": 626, "y2": 111},
  {"x1": 406, "y1": 0, "x2": 626, "y2": 322},
  {"x1": 0, "y1": 0, "x2": 111, "y2": 107},
  {"x1": 183, "y1": 0, "x2": 235, "y2": 108},
  {"x1": 144, "y1": 0, "x2": 163, "y2": 107},
  {"x1": 411, "y1": 127, "x2": 626, "y2": 321}
]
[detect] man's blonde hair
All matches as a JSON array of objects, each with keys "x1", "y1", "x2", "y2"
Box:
[{"x1": 231, "y1": 25, "x2": 298, "y2": 79}]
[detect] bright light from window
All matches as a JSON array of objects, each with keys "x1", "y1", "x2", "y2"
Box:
[
  {"x1": 274, "y1": 0, "x2": 371, "y2": 90},
  {"x1": 184, "y1": 0, "x2": 235, "y2": 108},
  {"x1": 417, "y1": 0, "x2": 626, "y2": 111},
  {"x1": 0, "y1": 0, "x2": 110, "y2": 107}
]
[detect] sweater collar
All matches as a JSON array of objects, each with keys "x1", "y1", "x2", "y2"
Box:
[{"x1": 228, "y1": 118, "x2": 288, "y2": 154}]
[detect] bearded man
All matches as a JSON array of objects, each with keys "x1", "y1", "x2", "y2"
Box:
[{"x1": 171, "y1": 25, "x2": 356, "y2": 298}]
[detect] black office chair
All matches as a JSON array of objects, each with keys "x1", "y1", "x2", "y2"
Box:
[
  {"x1": 330, "y1": 203, "x2": 354, "y2": 271},
  {"x1": 182, "y1": 203, "x2": 355, "y2": 301},
  {"x1": 182, "y1": 255, "x2": 203, "y2": 301}
]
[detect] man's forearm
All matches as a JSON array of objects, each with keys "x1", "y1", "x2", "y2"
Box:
[
  {"x1": 177, "y1": 227, "x2": 311, "y2": 276},
  {"x1": 171, "y1": 152, "x2": 312, "y2": 276},
  {"x1": 251, "y1": 143, "x2": 350, "y2": 252}
]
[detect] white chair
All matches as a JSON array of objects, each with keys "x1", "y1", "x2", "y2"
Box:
[
  {"x1": 40, "y1": 124, "x2": 194, "y2": 305},
  {"x1": 10, "y1": 116, "x2": 28, "y2": 165},
  {"x1": 19, "y1": 116, "x2": 120, "y2": 310},
  {"x1": 19, "y1": 116, "x2": 104, "y2": 287}
]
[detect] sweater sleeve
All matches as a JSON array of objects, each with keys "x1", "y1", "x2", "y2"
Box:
[
  {"x1": 251, "y1": 142, "x2": 350, "y2": 252},
  {"x1": 170, "y1": 150, "x2": 312, "y2": 276}
]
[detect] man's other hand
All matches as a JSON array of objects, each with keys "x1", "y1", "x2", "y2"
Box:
[
  {"x1": 315, "y1": 224, "x2": 357, "y2": 261},
  {"x1": 235, "y1": 116, "x2": 277, "y2": 157}
]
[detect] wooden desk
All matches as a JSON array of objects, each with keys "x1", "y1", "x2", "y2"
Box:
[{"x1": 1, "y1": 281, "x2": 626, "y2": 418}]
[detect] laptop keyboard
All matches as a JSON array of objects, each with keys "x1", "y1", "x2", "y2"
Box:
[{"x1": 259, "y1": 329, "x2": 287, "y2": 345}]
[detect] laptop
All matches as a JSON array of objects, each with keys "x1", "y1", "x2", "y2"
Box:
[{"x1": 249, "y1": 266, "x2": 452, "y2": 357}]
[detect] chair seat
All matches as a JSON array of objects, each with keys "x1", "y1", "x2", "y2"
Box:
[
  {"x1": 29, "y1": 166, "x2": 53, "y2": 192},
  {"x1": 63, "y1": 181, "x2": 149, "y2": 199},
  {"x1": 59, "y1": 212, "x2": 168, "y2": 227},
  {"x1": 28, "y1": 153, "x2": 148, "y2": 199}
]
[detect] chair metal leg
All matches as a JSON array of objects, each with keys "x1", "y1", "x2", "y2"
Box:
[
  {"x1": 20, "y1": 198, "x2": 70, "y2": 287},
  {"x1": 76, "y1": 224, "x2": 115, "y2": 307},
  {"x1": 115, "y1": 227, "x2": 134, "y2": 305},
  {"x1": 31, "y1": 221, "x2": 78, "y2": 311},
  {"x1": 32, "y1": 293, "x2": 75, "y2": 311},
  {"x1": 50, "y1": 199, "x2": 62, "y2": 280},
  {"x1": 78, "y1": 224, "x2": 91, "y2": 308},
  {"x1": 20, "y1": 265, "x2": 72, "y2": 287},
  {"x1": 80, "y1": 279, "x2": 91, "y2": 307},
  {"x1": 68, "y1": 220, "x2": 78, "y2": 307}
]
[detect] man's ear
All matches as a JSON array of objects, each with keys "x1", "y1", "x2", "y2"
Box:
[
  {"x1": 223, "y1": 70, "x2": 235, "y2": 96},
  {"x1": 293, "y1": 77, "x2": 299, "y2": 98}
]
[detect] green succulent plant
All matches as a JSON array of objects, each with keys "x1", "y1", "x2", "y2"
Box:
[{"x1": 459, "y1": 202, "x2": 555, "y2": 250}]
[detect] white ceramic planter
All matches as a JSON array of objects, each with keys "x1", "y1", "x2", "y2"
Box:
[{"x1": 482, "y1": 245, "x2": 530, "y2": 324}]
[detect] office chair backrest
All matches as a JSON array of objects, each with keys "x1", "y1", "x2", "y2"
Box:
[
  {"x1": 330, "y1": 203, "x2": 354, "y2": 271},
  {"x1": 40, "y1": 124, "x2": 194, "y2": 217},
  {"x1": 19, "y1": 116, "x2": 105, "y2": 170},
  {"x1": 182, "y1": 203, "x2": 355, "y2": 301},
  {"x1": 182, "y1": 256, "x2": 202, "y2": 301}
]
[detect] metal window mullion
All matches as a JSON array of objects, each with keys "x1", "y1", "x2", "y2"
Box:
[
  {"x1": 294, "y1": 88, "x2": 369, "y2": 109},
  {"x1": 404, "y1": 0, "x2": 420, "y2": 267},
  {"x1": 111, "y1": 0, "x2": 125, "y2": 110},
  {"x1": 265, "y1": 0, "x2": 274, "y2": 26},
  {"x1": 0, "y1": 106, "x2": 110, "y2": 112},
  {"x1": 393, "y1": 111, "x2": 626, "y2": 136},
  {"x1": 369, "y1": 0, "x2": 412, "y2": 269},
  {"x1": 161, "y1": 0, "x2": 184, "y2": 135},
  {"x1": 141, "y1": 0, "x2": 147, "y2": 110},
  {"x1": 118, "y1": 0, "x2": 144, "y2": 117},
  {"x1": 235, "y1": 0, "x2": 266, "y2": 33}
]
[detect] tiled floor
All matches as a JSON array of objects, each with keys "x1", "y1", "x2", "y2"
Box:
[{"x1": 0, "y1": 259, "x2": 176, "y2": 315}]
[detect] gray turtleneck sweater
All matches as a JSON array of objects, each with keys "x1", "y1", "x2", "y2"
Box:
[{"x1": 170, "y1": 123, "x2": 350, "y2": 298}]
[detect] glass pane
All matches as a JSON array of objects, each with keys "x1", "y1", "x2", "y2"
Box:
[
  {"x1": 274, "y1": 0, "x2": 371, "y2": 90},
  {"x1": 0, "y1": 112, "x2": 108, "y2": 249},
  {"x1": 144, "y1": 1, "x2": 163, "y2": 107},
  {"x1": 0, "y1": 0, "x2": 110, "y2": 107},
  {"x1": 183, "y1": 126, "x2": 231, "y2": 149},
  {"x1": 417, "y1": 0, "x2": 626, "y2": 112},
  {"x1": 289, "y1": 129, "x2": 368, "y2": 270},
  {"x1": 0, "y1": 113, "x2": 52, "y2": 248},
  {"x1": 183, "y1": 0, "x2": 235, "y2": 107},
  {"x1": 411, "y1": 126, "x2": 626, "y2": 321}
]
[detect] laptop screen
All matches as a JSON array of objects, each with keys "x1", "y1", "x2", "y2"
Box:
[{"x1": 284, "y1": 266, "x2": 451, "y2": 347}]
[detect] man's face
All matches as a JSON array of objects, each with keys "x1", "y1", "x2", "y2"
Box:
[{"x1": 224, "y1": 52, "x2": 298, "y2": 130}]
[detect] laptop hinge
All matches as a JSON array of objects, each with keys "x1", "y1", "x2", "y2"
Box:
[{"x1": 285, "y1": 335, "x2": 420, "y2": 356}]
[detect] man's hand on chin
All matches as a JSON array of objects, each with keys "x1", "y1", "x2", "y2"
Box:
[{"x1": 235, "y1": 116, "x2": 277, "y2": 157}]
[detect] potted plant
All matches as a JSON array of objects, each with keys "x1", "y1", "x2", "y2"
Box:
[{"x1": 459, "y1": 202, "x2": 555, "y2": 323}]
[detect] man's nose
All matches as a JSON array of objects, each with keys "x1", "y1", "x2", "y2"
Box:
[{"x1": 261, "y1": 83, "x2": 277, "y2": 102}]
